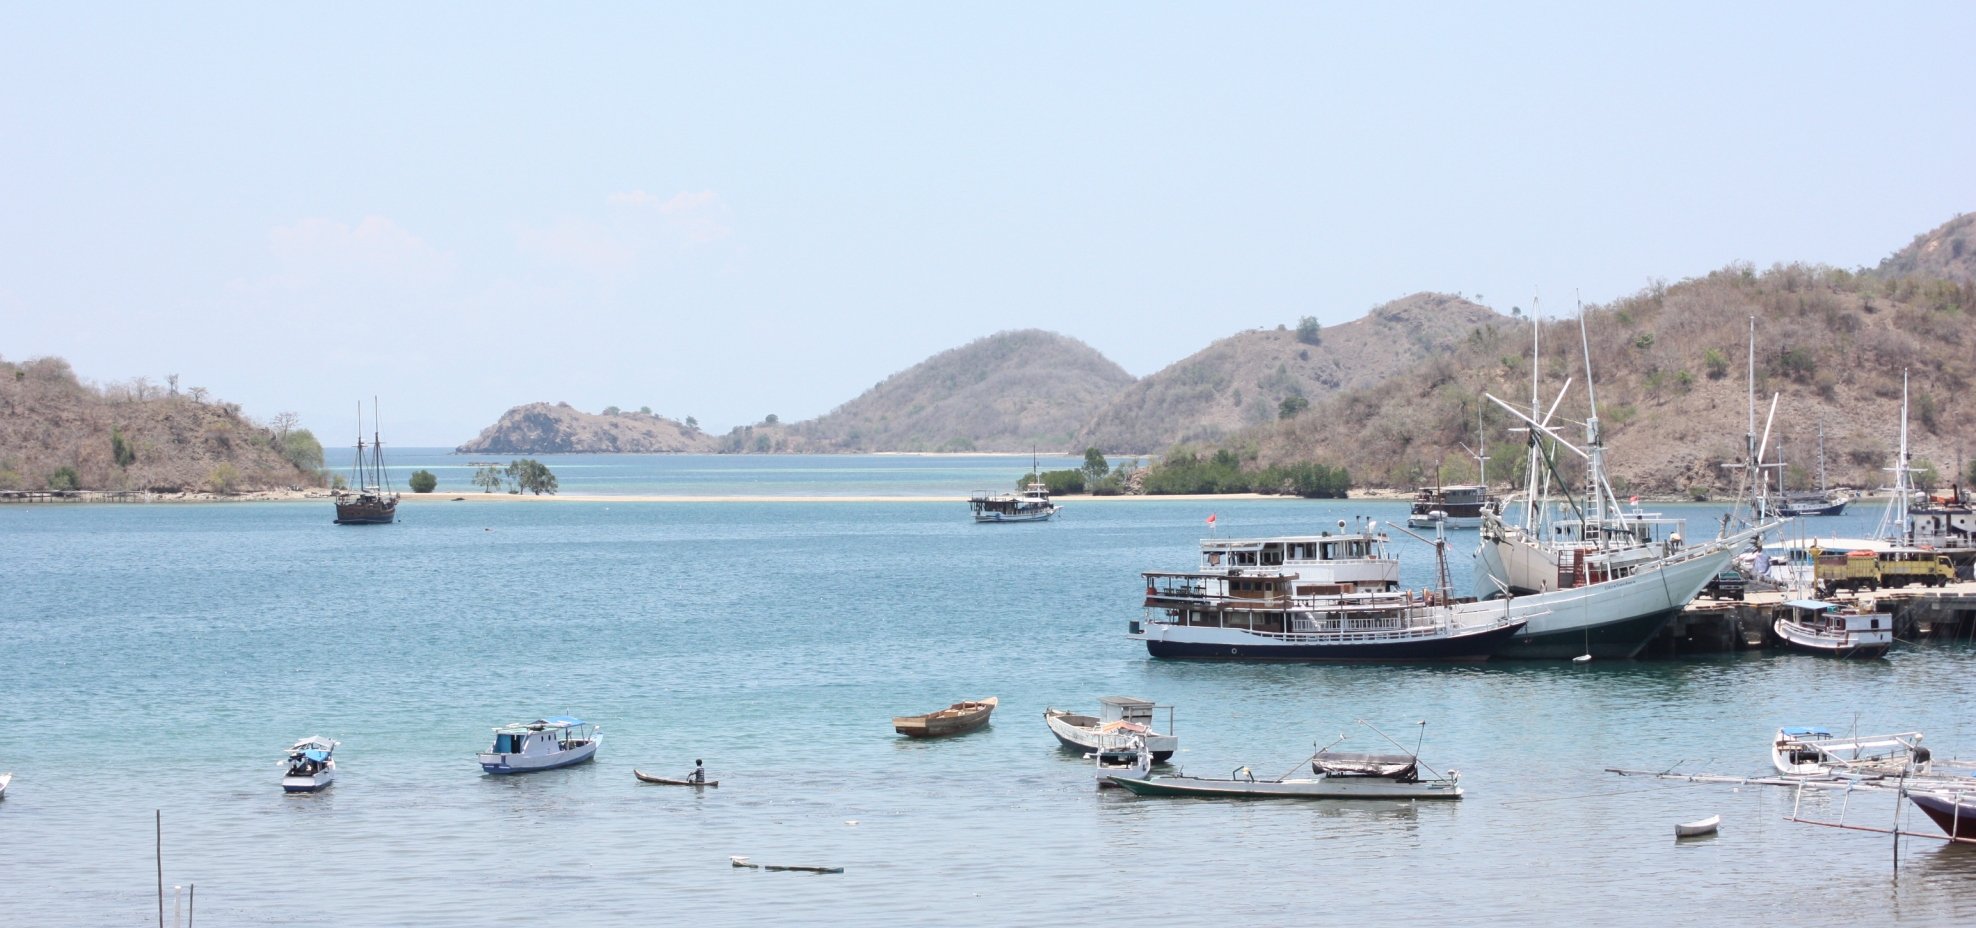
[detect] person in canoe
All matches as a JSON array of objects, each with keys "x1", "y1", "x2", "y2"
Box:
[{"x1": 689, "y1": 759, "x2": 705, "y2": 784}]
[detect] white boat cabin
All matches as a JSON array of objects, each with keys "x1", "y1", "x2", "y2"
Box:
[{"x1": 1192, "y1": 526, "x2": 1400, "y2": 593}]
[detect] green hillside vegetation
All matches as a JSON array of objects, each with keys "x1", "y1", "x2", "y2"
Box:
[
  {"x1": 1075, "y1": 293, "x2": 1510, "y2": 454},
  {"x1": 732, "y1": 330, "x2": 1135, "y2": 453},
  {"x1": 0, "y1": 356, "x2": 327, "y2": 492},
  {"x1": 1183, "y1": 256, "x2": 1976, "y2": 496}
]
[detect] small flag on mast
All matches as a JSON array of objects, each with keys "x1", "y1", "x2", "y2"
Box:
[{"x1": 1206, "y1": 513, "x2": 1217, "y2": 525}]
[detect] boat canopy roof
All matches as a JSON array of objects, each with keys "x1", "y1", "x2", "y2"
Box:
[
  {"x1": 1099, "y1": 696, "x2": 1153, "y2": 707},
  {"x1": 287, "y1": 736, "x2": 336, "y2": 751},
  {"x1": 1784, "y1": 599, "x2": 1837, "y2": 612},
  {"x1": 296, "y1": 749, "x2": 331, "y2": 763},
  {"x1": 494, "y1": 716, "x2": 588, "y2": 733},
  {"x1": 1781, "y1": 726, "x2": 1834, "y2": 737}
]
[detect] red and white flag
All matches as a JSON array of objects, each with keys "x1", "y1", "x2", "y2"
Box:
[{"x1": 1206, "y1": 513, "x2": 1217, "y2": 525}]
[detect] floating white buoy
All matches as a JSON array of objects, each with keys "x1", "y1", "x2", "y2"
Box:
[{"x1": 1573, "y1": 653, "x2": 1593, "y2": 663}]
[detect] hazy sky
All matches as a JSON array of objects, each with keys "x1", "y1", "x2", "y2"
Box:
[{"x1": 5, "y1": 4, "x2": 1972, "y2": 445}]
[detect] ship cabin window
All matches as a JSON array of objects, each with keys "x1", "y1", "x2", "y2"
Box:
[
  {"x1": 494, "y1": 733, "x2": 517, "y2": 753},
  {"x1": 1233, "y1": 551, "x2": 1258, "y2": 566},
  {"x1": 1261, "y1": 544, "x2": 1284, "y2": 566},
  {"x1": 1320, "y1": 542, "x2": 1336, "y2": 560}
]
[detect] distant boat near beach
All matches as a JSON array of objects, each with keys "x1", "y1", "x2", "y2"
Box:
[
  {"x1": 333, "y1": 399, "x2": 399, "y2": 525},
  {"x1": 477, "y1": 717, "x2": 600, "y2": 774}
]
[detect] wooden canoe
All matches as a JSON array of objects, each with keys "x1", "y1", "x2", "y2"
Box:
[
  {"x1": 1675, "y1": 814, "x2": 1720, "y2": 838},
  {"x1": 892, "y1": 696, "x2": 998, "y2": 738},
  {"x1": 634, "y1": 769, "x2": 718, "y2": 787}
]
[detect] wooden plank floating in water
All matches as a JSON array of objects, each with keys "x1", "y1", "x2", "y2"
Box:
[{"x1": 730, "y1": 855, "x2": 842, "y2": 874}]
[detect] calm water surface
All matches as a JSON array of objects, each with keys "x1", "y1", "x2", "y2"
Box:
[{"x1": 5, "y1": 461, "x2": 1975, "y2": 927}]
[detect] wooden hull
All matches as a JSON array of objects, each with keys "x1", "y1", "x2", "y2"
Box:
[
  {"x1": 893, "y1": 697, "x2": 997, "y2": 737},
  {"x1": 334, "y1": 495, "x2": 398, "y2": 525},
  {"x1": 1108, "y1": 774, "x2": 1462, "y2": 800},
  {"x1": 633, "y1": 769, "x2": 717, "y2": 787},
  {"x1": 1909, "y1": 790, "x2": 1976, "y2": 840}
]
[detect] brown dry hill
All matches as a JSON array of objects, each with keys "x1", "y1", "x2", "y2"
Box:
[
  {"x1": 456, "y1": 402, "x2": 717, "y2": 454},
  {"x1": 1874, "y1": 212, "x2": 1976, "y2": 286},
  {"x1": 1243, "y1": 253, "x2": 1976, "y2": 495},
  {"x1": 1075, "y1": 293, "x2": 1511, "y2": 454},
  {"x1": 0, "y1": 355, "x2": 325, "y2": 492},
  {"x1": 728, "y1": 330, "x2": 1134, "y2": 453}
]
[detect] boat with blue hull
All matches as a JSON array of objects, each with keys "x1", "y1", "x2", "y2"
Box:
[{"x1": 477, "y1": 717, "x2": 600, "y2": 774}]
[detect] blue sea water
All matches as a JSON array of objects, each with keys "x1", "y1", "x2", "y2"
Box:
[{"x1": 5, "y1": 458, "x2": 1976, "y2": 927}]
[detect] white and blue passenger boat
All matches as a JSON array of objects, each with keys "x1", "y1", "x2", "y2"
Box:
[{"x1": 478, "y1": 717, "x2": 600, "y2": 774}]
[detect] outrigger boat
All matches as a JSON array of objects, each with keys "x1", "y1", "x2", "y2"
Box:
[
  {"x1": 477, "y1": 717, "x2": 600, "y2": 774},
  {"x1": 892, "y1": 697, "x2": 997, "y2": 738},
  {"x1": 1771, "y1": 727, "x2": 1926, "y2": 777},
  {"x1": 281, "y1": 736, "x2": 339, "y2": 793},
  {"x1": 1046, "y1": 697, "x2": 1177, "y2": 762},
  {"x1": 1109, "y1": 740, "x2": 1462, "y2": 801},
  {"x1": 1773, "y1": 600, "x2": 1893, "y2": 660}
]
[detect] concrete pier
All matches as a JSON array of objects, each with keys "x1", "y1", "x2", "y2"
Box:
[{"x1": 1650, "y1": 583, "x2": 1976, "y2": 656}]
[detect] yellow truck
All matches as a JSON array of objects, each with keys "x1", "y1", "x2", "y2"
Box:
[
  {"x1": 1876, "y1": 548, "x2": 1956, "y2": 588},
  {"x1": 1813, "y1": 549, "x2": 1881, "y2": 594}
]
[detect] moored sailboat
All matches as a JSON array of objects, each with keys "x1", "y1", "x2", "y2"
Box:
[{"x1": 333, "y1": 399, "x2": 399, "y2": 525}]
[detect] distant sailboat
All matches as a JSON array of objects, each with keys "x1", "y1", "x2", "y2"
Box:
[{"x1": 333, "y1": 399, "x2": 399, "y2": 525}]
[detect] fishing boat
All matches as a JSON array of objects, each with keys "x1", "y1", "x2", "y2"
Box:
[
  {"x1": 1109, "y1": 747, "x2": 1462, "y2": 800},
  {"x1": 1675, "y1": 814, "x2": 1721, "y2": 838},
  {"x1": 477, "y1": 717, "x2": 600, "y2": 774},
  {"x1": 1476, "y1": 313, "x2": 1773, "y2": 656},
  {"x1": 280, "y1": 736, "x2": 339, "y2": 793},
  {"x1": 1133, "y1": 524, "x2": 1528, "y2": 662},
  {"x1": 1773, "y1": 599, "x2": 1893, "y2": 660},
  {"x1": 634, "y1": 768, "x2": 718, "y2": 788},
  {"x1": 333, "y1": 400, "x2": 399, "y2": 525},
  {"x1": 1045, "y1": 697, "x2": 1177, "y2": 762},
  {"x1": 1907, "y1": 787, "x2": 1976, "y2": 841},
  {"x1": 1770, "y1": 727, "x2": 1925, "y2": 776},
  {"x1": 892, "y1": 697, "x2": 998, "y2": 738},
  {"x1": 1405, "y1": 484, "x2": 1495, "y2": 530},
  {"x1": 1090, "y1": 723, "x2": 1153, "y2": 789},
  {"x1": 1776, "y1": 428, "x2": 1849, "y2": 517}
]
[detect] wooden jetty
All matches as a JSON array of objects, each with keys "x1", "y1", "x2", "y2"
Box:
[{"x1": 1652, "y1": 583, "x2": 1976, "y2": 655}]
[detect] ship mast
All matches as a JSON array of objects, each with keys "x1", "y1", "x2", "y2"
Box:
[{"x1": 1876, "y1": 371, "x2": 1914, "y2": 544}]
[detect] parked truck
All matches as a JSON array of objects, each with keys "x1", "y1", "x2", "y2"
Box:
[
  {"x1": 1877, "y1": 547, "x2": 1956, "y2": 588},
  {"x1": 1813, "y1": 549, "x2": 1881, "y2": 594}
]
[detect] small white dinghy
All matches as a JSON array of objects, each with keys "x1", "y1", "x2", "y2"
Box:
[
  {"x1": 1090, "y1": 724, "x2": 1152, "y2": 790},
  {"x1": 0, "y1": 771, "x2": 12, "y2": 800},
  {"x1": 1675, "y1": 814, "x2": 1721, "y2": 838},
  {"x1": 281, "y1": 737, "x2": 338, "y2": 793}
]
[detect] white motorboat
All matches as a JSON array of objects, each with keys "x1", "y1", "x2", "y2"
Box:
[
  {"x1": 1045, "y1": 698, "x2": 1176, "y2": 762},
  {"x1": 1771, "y1": 727, "x2": 1925, "y2": 777},
  {"x1": 967, "y1": 479, "x2": 1060, "y2": 523},
  {"x1": 478, "y1": 717, "x2": 600, "y2": 774},
  {"x1": 1773, "y1": 599, "x2": 1893, "y2": 660},
  {"x1": 1090, "y1": 723, "x2": 1153, "y2": 789},
  {"x1": 281, "y1": 737, "x2": 339, "y2": 793},
  {"x1": 0, "y1": 771, "x2": 11, "y2": 800}
]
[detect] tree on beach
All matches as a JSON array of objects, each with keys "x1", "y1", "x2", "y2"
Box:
[
  {"x1": 408, "y1": 469, "x2": 437, "y2": 493},
  {"x1": 1081, "y1": 447, "x2": 1109, "y2": 481},
  {"x1": 471, "y1": 465, "x2": 504, "y2": 493},
  {"x1": 506, "y1": 458, "x2": 558, "y2": 495}
]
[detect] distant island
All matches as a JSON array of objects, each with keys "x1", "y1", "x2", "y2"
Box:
[{"x1": 456, "y1": 402, "x2": 716, "y2": 454}]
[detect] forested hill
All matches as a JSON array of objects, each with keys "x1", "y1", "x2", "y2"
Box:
[
  {"x1": 1073, "y1": 293, "x2": 1509, "y2": 454},
  {"x1": 1873, "y1": 212, "x2": 1976, "y2": 286},
  {"x1": 1237, "y1": 240, "x2": 1976, "y2": 495},
  {"x1": 0, "y1": 356, "x2": 326, "y2": 492},
  {"x1": 455, "y1": 402, "x2": 717, "y2": 454},
  {"x1": 724, "y1": 330, "x2": 1134, "y2": 453}
]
